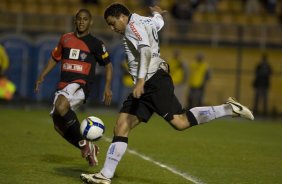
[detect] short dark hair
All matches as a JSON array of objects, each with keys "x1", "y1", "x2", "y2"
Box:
[
  {"x1": 104, "y1": 3, "x2": 130, "y2": 19},
  {"x1": 75, "y1": 9, "x2": 92, "y2": 19}
]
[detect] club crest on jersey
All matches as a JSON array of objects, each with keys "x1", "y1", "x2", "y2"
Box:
[
  {"x1": 69, "y1": 49, "x2": 80, "y2": 60},
  {"x1": 80, "y1": 52, "x2": 87, "y2": 60},
  {"x1": 129, "y1": 22, "x2": 142, "y2": 41}
]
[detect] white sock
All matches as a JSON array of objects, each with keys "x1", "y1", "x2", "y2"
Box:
[
  {"x1": 101, "y1": 141, "x2": 128, "y2": 179},
  {"x1": 189, "y1": 104, "x2": 233, "y2": 124}
]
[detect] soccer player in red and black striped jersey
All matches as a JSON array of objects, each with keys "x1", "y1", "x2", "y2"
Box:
[{"x1": 35, "y1": 9, "x2": 113, "y2": 167}]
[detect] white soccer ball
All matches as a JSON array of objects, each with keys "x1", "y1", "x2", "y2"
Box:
[{"x1": 80, "y1": 116, "x2": 105, "y2": 141}]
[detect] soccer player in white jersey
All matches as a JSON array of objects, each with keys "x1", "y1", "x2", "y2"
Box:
[{"x1": 81, "y1": 3, "x2": 254, "y2": 184}]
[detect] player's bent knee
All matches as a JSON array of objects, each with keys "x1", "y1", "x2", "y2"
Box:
[
  {"x1": 55, "y1": 101, "x2": 69, "y2": 116},
  {"x1": 170, "y1": 115, "x2": 190, "y2": 131}
]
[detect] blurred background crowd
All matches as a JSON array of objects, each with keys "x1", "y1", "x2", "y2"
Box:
[{"x1": 0, "y1": 0, "x2": 281, "y2": 118}]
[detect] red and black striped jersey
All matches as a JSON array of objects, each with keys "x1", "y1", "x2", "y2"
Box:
[{"x1": 51, "y1": 32, "x2": 110, "y2": 90}]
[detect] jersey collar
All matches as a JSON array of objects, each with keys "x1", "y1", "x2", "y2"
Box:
[{"x1": 127, "y1": 14, "x2": 132, "y2": 24}]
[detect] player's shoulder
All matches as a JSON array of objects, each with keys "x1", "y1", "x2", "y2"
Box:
[
  {"x1": 126, "y1": 14, "x2": 145, "y2": 31},
  {"x1": 86, "y1": 34, "x2": 104, "y2": 45},
  {"x1": 61, "y1": 32, "x2": 75, "y2": 40},
  {"x1": 130, "y1": 13, "x2": 150, "y2": 23},
  {"x1": 82, "y1": 34, "x2": 108, "y2": 52}
]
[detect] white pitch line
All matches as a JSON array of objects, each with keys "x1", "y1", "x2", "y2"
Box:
[{"x1": 103, "y1": 137, "x2": 205, "y2": 184}]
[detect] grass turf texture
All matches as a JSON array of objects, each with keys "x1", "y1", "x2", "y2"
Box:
[{"x1": 0, "y1": 108, "x2": 282, "y2": 184}]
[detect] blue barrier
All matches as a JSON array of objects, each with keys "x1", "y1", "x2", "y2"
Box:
[
  {"x1": 31, "y1": 35, "x2": 60, "y2": 101},
  {"x1": 0, "y1": 34, "x2": 32, "y2": 99}
]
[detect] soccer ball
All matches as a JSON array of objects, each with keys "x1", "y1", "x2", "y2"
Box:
[{"x1": 80, "y1": 116, "x2": 105, "y2": 141}]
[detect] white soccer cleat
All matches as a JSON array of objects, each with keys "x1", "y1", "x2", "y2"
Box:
[
  {"x1": 226, "y1": 97, "x2": 254, "y2": 120},
  {"x1": 80, "y1": 172, "x2": 111, "y2": 184}
]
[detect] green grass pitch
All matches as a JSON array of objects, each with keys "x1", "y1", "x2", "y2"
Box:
[{"x1": 0, "y1": 108, "x2": 282, "y2": 184}]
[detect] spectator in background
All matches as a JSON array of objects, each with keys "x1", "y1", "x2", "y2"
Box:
[
  {"x1": 171, "y1": 0, "x2": 199, "y2": 33},
  {"x1": 261, "y1": 0, "x2": 277, "y2": 14},
  {"x1": 0, "y1": 44, "x2": 16, "y2": 101},
  {"x1": 167, "y1": 50, "x2": 188, "y2": 106},
  {"x1": 0, "y1": 44, "x2": 9, "y2": 75},
  {"x1": 253, "y1": 53, "x2": 272, "y2": 116},
  {"x1": 171, "y1": 0, "x2": 193, "y2": 20},
  {"x1": 187, "y1": 52, "x2": 211, "y2": 109}
]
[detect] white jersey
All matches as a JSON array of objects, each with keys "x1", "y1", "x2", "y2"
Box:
[{"x1": 123, "y1": 13, "x2": 165, "y2": 83}]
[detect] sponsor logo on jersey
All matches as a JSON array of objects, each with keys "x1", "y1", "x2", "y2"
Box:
[
  {"x1": 129, "y1": 22, "x2": 142, "y2": 41},
  {"x1": 80, "y1": 52, "x2": 87, "y2": 60},
  {"x1": 63, "y1": 63, "x2": 83, "y2": 72}
]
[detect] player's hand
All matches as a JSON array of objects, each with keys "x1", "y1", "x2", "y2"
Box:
[
  {"x1": 34, "y1": 76, "x2": 44, "y2": 93},
  {"x1": 149, "y1": 6, "x2": 167, "y2": 15},
  {"x1": 133, "y1": 79, "x2": 145, "y2": 99},
  {"x1": 103, "y1": 87, "x2": 112, "y2": 106}
]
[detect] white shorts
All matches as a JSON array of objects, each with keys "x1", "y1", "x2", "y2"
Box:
[{"x1": 50, "y1": 83, "x2": 85, "y2": 114}]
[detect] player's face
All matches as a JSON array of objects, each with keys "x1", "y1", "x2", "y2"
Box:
[
  {"x1": 75, "y1": 12, "x2": 92, "y2": 34},
  {"x1": 106, "y1": 15, "x2": 127, "y2": 35}
]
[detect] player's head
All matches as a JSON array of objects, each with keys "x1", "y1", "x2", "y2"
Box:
[
  {"x1": 196, "y1": 52, "x2": 204, "y2": 62},
  {"x1": 104, "y1": 3, "x2": 131, "y2": 35},
  {"x1": 74, "y1": 9, "x2": 92, "y2": 35}
]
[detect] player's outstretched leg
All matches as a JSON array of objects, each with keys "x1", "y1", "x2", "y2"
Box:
[
  {"x1": 79, "y1": 140, "x2": 100, "y2": 167},
  {"x1": 81, "y1": 172, "x2": 111, "y2": 184},
  {"x1": 184, "y1": 97, "x2": 254, "y2": 128}
]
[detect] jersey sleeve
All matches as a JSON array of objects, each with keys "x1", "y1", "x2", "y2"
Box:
[
  {"x1": 51, "y1": 36, "x2": 63, "y2": 63},
  {"x1": 94, "y1": 40, "x2": 110, "y2": 66},
  {"x1": 151, "y1": 12, "x2": 164, "y2": 32}
]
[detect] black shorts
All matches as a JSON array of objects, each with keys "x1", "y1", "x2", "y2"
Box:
[{"x1": 120, "y1": 69, "x2": 183, "y2": 122}]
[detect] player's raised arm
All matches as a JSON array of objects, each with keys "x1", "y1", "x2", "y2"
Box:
[
  {"x1": 149, "y1": 5, "x2": 167, "y2": 15},
  {"x1": 149, "y1": 6, "x2": 166, "y2": 31}
]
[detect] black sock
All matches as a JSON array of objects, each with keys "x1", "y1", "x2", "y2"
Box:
[
  {"x1": 61, "y1": 110, "x2": 84, "y2": 148},
  {"x1": 186, "y1": 110, "x2": 198, "y2": 127},
  {"x1": 112, "y1": 136, "x2": 128, "y2": 143},
  {"x1": 52, "y1": 113, "x2": 66, "y2": 135}
]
